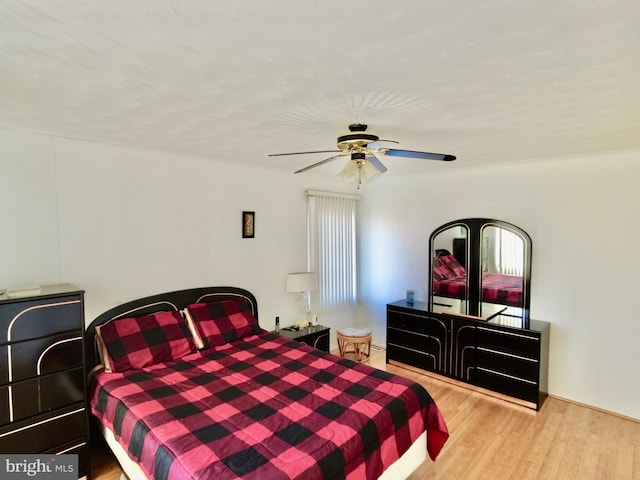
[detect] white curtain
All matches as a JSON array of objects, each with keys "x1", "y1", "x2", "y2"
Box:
[{"x1": 306, "y1": 190, "x2": 358, "y2": 312}]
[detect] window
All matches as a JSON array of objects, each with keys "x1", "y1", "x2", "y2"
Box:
[
  {"x1": 496, "y1": 228, "x2": 524, "y2": 276},
  {"x1": 306, "y1": 190, "x2": 359, "y2": 311}
]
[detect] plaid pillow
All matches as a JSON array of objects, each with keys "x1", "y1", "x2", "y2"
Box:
[
  {"x1": 440, "y1": 254, "x2": 466, "y2": 277},
  {"x1": 184, "y1": 300, "x2": 259, "y2": 350},
  {"x1": 433, "y1": 257, "x2": 456, "y2": 281},
  {"x1": 97, "y1": 310, "x2": 196, "y2": 373}
]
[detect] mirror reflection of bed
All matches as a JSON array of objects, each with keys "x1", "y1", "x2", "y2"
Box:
[
  {"x1": 433, "y1": 249, "x2": 524, "y2": 308},
  {"x1": 430, "y1": 219, "x2": 531, "y2": 323}
]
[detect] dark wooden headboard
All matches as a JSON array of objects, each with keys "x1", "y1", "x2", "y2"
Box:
[{"x1": 84, "y1": 286, "x2": 258, "y2": 372}]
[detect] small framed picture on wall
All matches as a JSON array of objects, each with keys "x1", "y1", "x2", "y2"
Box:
[{"x1": 242, "y1": 211, "x2": 255, "y2": 238}]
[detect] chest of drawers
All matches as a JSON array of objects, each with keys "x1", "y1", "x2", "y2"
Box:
[{"x1": 0, "y1": 284, "x2": 89, "y2": 478}]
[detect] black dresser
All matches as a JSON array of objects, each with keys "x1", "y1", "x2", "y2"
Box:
[
  {"x1": 0, "y1": 284, "x2": 89, "y2": 478},
  {"x1": 387, "y1": 300, "x2": 550, "y2": 410}
]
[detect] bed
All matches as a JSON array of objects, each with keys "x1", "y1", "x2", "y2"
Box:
[
  {"x1": 433, "y1": 255, "x2": 523, "y2": 307},
  {"x1": 85, "y1": 286, "x2": 448, "y2": 480}
]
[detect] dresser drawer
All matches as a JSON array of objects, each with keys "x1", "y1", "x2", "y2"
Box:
[
  {"x1": 0, "y1": 405, "x2": 86, "y2": 453},
  {"x1": 43, "y1": 438, "x2": 89, "y2": 477},
  {"x1": 305, "y1": 331, "x2": 330, "y2": 352},
  {"x1": 0, "y1": 368, "x2": 85, "y2": 426},
  {"x1": 0, "y1": 296, "x2": 83, "y2": 344},
  {"x1": 388, "y1": 343, "x2": 437, "y2": 372},
  {"x1": 388, "y1": 326, "x2": 430, "y2": 349},
  {"x1": 387, "y1": 309, "x2": 430, "y2": 334},
  {"x1": 476, "y1": 326, "x2": 539, "y2": 358},
  {"x1": 0, "y1": 332, "x2": 83, "y2": 384},
  {"x1": 292, "y1": 330, "x2": 331, "y2": 352},
  {"x1": 476, "y1": 347, "x2": 538, "y2": 381},
  {"x1": 474, "y1": 367, "x2": 539, "y2": 404},
  {"x1": 277, "y1": 326, "x2": 331, "y2": 353}
]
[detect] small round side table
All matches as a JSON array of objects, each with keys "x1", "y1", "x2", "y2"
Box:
[{"x1": 337, "y1": 327, "x2": 372, "y2": 362}]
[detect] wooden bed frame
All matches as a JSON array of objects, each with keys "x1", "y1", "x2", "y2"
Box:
[{"x1": 84, "y1": 286, "x2": 427, "y2": 480}]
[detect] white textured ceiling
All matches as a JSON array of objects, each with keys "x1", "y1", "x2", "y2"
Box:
[{"x1": 1, "y1": 1, "x2": 639, "y2": 178}]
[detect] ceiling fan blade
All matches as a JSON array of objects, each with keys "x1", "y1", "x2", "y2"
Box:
[
  {"x1": 382, "y1": 148, "x2": 456, "y2": 161},
  {"x1": 295, "y1": 153, "x2": 348, "y2": 174},
  {"x1": 366, "y1": 139, "x2": 399, "y2": 150},
  {"x1": 368, "y1": 154, "x2": 388, "y2": 173},
  {"x1": 268, "y1": 150, "x2": 341, "y2": 157}
]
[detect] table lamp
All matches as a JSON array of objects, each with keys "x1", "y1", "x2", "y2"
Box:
[{"x1": 286, "y1": 272, "x2": 317, "y2": 326}]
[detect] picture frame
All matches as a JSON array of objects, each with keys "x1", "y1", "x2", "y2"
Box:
[{"x1": 242, "y1": 211, "x2": 255, "y2": 238}]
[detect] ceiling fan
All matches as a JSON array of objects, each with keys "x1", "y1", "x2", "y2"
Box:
[{"x1": 268, "y1": 124, "x2": 456, "y2": 188}]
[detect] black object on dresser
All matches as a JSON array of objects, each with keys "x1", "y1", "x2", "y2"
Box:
[
  {"x1": 275, "y1": 324, "x2": 331, "y2": 352},
  {"x1": 0, "y1": 284, "x2": 89, "y2": 478},
  {"x1": 387, "y1": 300, "x2": 549, "y2": 410},
  {"x1": 452, "y1": 237, "x2": 466, "y2": 268}
]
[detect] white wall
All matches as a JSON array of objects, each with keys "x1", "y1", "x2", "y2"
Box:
[
  {"x1": 358, "y1": 150, "x2": 640, "y2": 420},
  {"x1": 0, "y1": 128, "x2": 355, "y2": 346}
]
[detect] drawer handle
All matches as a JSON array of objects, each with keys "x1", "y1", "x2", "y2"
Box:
[
  {"x1": 477, "y1": 367, "x2": 537, "y2": 385},
  {"x1": 477, "y1": 347, "x2": 538, "y2": 363},
  {"x1": 312, "y1": 333, "x2": 328, "y2": 349},
  {"x1": 37, "y1": 337, "x2": 83, "y2": 375},
  {"x1": 57, "y1": 441, "x2": 86, "y2": 455},
  {"x1": 388, "y1": 343, "x2": 436, "y2": 361},
  {"x1": 477, "y1": 326, "x2": 537, "y2": 340},
  {"x1": 388, "y1": 327, "x2": 429, "y2": 339}
]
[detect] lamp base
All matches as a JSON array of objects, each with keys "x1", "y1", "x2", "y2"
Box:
[{"x1": 294, "y1": 292, "x2": 311, "y2": 328}]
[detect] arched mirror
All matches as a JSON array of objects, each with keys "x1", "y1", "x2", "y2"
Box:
[
  {"x1": 480, "y1": 224, "x2": 528, "y2": 317},
  {"x1": 430, "y1": 218, "x2": 532, "y2": 321},
  {"x1": 431, "y1": 223, "x2": 469, "y2": 302}
]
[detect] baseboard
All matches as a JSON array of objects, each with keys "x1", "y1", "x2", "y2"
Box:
[{"x1": 546, "y1": 394, "x2": 640, "y2": 424}]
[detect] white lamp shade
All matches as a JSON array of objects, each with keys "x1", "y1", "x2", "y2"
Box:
[
  {"x1": 286, "y1": 272, "x2": 317, "y2": 293},
  {"x1": 339, "y1": 159, "x2": 382, "y2": 184}
]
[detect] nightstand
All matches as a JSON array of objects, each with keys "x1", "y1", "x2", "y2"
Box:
[{"x1": 274, "y1": 324, "x2": 330, "y2": 352}]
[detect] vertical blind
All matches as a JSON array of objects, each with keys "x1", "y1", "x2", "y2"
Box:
[
  {"x1": 498, "y1": 229, "x2": 524, "y2": 276},
  {"x1": 306, "y1": 190, "x2": 359, "y2": 311}
]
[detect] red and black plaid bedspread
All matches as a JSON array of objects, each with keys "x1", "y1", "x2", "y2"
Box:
[
  {"x1": 480, "y1": 272, "x2": 523, "y2": 307},
  {"x1": 91, "y1": 332, "x2": 448, "y2": 480},
  {"x1": 434, "y1": 272, "x2": 523, "y2": 307}
]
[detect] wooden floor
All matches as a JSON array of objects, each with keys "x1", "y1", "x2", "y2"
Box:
[{"x1": 91, "y1": 349, "x2": 640, "y2": 480}]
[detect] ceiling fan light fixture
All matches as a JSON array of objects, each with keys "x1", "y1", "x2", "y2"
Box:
[{"x1": 339, "y1": 153, "x2": 382, "y2": 189}]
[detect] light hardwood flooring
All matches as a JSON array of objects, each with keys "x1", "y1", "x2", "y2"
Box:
[{"x1": 91, "y1": 349, "x2": 640, "y2": 480}]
